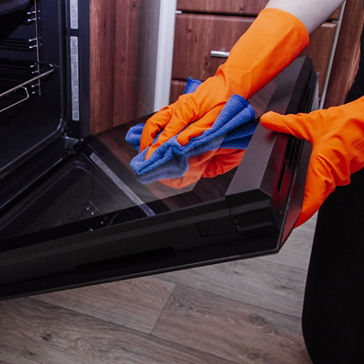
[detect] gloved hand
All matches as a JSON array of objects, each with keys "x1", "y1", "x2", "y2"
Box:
[
  {"x1": 141, "y1": 8, "x2": 309, "y2": 158},
  {"x1": 160, "y1": 148, "x2": 245, "y2": 189},
  {"x1": 260, "y1": 96, "x2": 364, "y2": 226}
]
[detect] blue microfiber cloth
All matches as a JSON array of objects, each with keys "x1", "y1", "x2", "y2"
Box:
[
  {"x1": 136, "y1": 127, "x2": 255, "y2": 184},
  {"x1": 184, "y1": 77, "x2": 202, "y2": 94},
  {"x1": 125, "y1": 77, "x2": 203, "y2": 154},
  {"x1": 126, "y1": 77, "x2": 256, "y2": 176}
]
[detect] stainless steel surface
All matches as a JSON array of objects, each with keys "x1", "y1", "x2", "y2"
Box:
[
  {"x1": 70, "y1": 36, "x2": 80, "y2": 121},
  {"x1": 0, "y1": 87, "x2": 29, "y2": 113},
  {"x1": 33, "y1": 0, "x2": 42, "y2": 95},
  {"x1": 70, "y1": 0, "x2": 79, "y2": 29}
]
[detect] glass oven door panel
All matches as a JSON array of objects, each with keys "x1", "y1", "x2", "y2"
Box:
[
  {"x1": 0, "y1": 57, "x2": 315, "y2": 299},
  {"x1": 0, "y1": 69, "x2": 280, "y2": 241}
]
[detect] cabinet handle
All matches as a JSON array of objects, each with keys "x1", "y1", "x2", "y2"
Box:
[{"x1": 210, "y1": 50, "x2": 230, "y2": 58}]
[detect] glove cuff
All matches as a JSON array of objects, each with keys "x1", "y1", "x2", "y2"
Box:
[{"x1": 220, "y1": 7, "x2": 310, "y2": 99}]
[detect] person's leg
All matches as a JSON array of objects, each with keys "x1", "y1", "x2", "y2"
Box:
[{"x1": 302, "y1": 167, "x2": 364, "y2": 363}]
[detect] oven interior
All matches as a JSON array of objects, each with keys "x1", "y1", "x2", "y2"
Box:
[
  {"x1": 0, "y1": 0, "x2": 66, "y2": 179},
  {"x1": 0, "y1": 0, "x2": 316, "y2": 253}
]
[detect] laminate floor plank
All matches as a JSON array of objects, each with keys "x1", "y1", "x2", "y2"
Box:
[
  {"x1": 0, "y1": 298, "x2": 234, "y2": 364},
  {"x1": 152, "y1": 284, "x2": 311, "y2": 364},
  {"x1": 158, "y1": 218, "x2": 316, "y2": 319},
  {"x1": 260, "y1": 216, "x2": 317, "y2": 270},
  {"x1": 0, "y1": 217, "x2": 316, "y2": 363},
  {"x1": 158, "y1": 256, "x2": 307, "y2": 319},
  {"x1": 35, "y1": 276, "x2": 175, "y2": 334}
]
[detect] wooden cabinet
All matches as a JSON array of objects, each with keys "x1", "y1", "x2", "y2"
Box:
[
  {"x1": 170, "y1": 0, "x2": 360, "y2": 107},
  {"x1": 302, "y1": 23, "x2": 337, "y2": 94},
  {"x1": 171, "y1": 13, "x2": 336, "y2": 100},
  {"x1": 89, "y1": 0, "x2": 159, "y2": 134},
  {"x1": 172, "y1": 14, "x2": 252, "y2": 81},
  {"x1": 88, "y1": 0, "x2": 363, "y2": 135},
  {"x1": 325, "y1": 0, "x2": 364, "y2": 107},
  {"x1": 177, "y1": 0, "x2": 269, "y2": 16},
  {"x1": 177, "y1": 0, "x2": 340, "y2": 19},
  {"x1": 90, "y1": 0, "x2": 137, "y2": 134}
]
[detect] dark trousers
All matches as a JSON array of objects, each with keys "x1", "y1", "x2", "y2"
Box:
[
  {"x1": 302, "y1": 166, "x2": 364, "y2": 363},
  {"x1": 301, "y1": 19, "x2": 364, "y2": 363}
]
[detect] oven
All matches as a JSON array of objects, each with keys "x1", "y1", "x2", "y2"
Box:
[{"x1": 0, "y1": 0, "x2": 316, "y2": 300}]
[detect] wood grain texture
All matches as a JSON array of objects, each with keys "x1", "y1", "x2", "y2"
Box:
[
  {"x1": 172, "y1": 14, "x2": 336, "y2": 94},
  {"x1": 170, "y1": 79, "x2": 187, "y2": 103},
  {"x1": 0, "y1": 298, "x2": 234, "y2": 364},
  {"x1": 172, "y1": 14, "x2": 252, "y2": 81},
  {"x1": 153, "y1": 284, "x2": 311, "y2": 363},
  {"x1": 158, "y1": 257, "x2": 308, "y2": 319},
  {"x1": 0, "y1": 217, "x2": 316, "y2": 363},
  {"x1": 35, "y1": 277, "x2": 175, "y2": 334},
  {"x1": 111, "y1": 0, "x2": 140, "y2": 128},
  {"x1": 89, "y1": 0, "x2": 116, "y2": 134},
  {"x1": 89, "y1": 0, "x2": 159, "y2": 134},
  {"x1": 324, "y1": 0, "x2": 364, "y2": 107},
  {"x1": 302, "y1": 23, "x2": 337, "y2": 94},
  {"x1": 177, "y1": 0, "x2": 339, "y2": 19},
  {"x1": 261, "y1": 215, "x2": 316, "y2": 271},
  {"x1": 177, "y1": 0, "x2": 268, "y2": 16},
  {"x1": 158, "y1": 217, "x2": 315, "y2": 319}
]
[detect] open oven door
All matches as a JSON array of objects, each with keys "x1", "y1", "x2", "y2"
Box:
[{"x1": 0, "y1": 57, "x2": 316, "y2": 300}]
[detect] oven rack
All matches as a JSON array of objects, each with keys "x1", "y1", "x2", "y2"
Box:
[
  {"x1": 0, "y1": 64, "x2": 54, "y2": 113},
  {"x1": 0, "y1": 60, "x2": 38, "y2": 80},
  {"x1": 0, "y1": 37, "x2": 38, "y2": 52}
]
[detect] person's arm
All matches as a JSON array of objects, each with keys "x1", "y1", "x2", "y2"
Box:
[
  {"x1": 265, "y1": 0, "x2": 344, "y2": 33},
  {"x1": 140, "y1": 1, "x2": 345, "y2": 158},
  {"x1": 259, "y1": 1, "x2": 364, "y2": 227}
]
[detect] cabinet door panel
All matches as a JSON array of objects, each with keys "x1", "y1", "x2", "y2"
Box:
[
  {"x1": 302, "y1": 22, "x2": 337, "y2": 94},
  {"x1": 177, "y1": 0, "x2": 340, "y2": 19},
  {"x1": 172, "y1": 14, "x2": 336, "y2": 93},
  {"x1": 172, "y1": 14, "x2": 252, "y2": 81},
  {"x1": 177, "y1": 0, "x2": 268, "y2": 15},
  {"x1": 324, "y1": 0, "x2": 364, "y2": 107},
  {"x1": 89, "y1": 0, "x2": 159, "y2": 134},
  {"x1": 170, "y1": 80, "x2": 187, "y2": 104}
]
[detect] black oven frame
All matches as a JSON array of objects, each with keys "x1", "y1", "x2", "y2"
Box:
[{"x1": 0, "y1": 0, "x2": 315, "y2": 300}]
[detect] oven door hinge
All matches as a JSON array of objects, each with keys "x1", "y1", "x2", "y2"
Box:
[{"x1": 62, "y1": 135, "x2": 81, "y2": 151}]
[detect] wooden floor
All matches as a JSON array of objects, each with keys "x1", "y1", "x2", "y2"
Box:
[{"x1": 0, "y1": 217, "x2": 316, "y2": 364}]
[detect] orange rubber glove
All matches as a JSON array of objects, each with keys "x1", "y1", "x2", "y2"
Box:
[
  {"x1": 260, "y1": 96, "x2": 364, "y2": 227},
  {"x1": 160, "y1": 148, "x2": 245, "y2": 189},
  {"x1": 141, "y1": 8, "x2": 309, "y2": 158}
]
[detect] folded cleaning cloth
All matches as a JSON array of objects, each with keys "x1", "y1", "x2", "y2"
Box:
[
  {"x1": 126, "y1": 77, "x2": 256, "y2": 176},
  {"x1": 136, "y1": 123, "x2": 256, "y2": 184}
]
